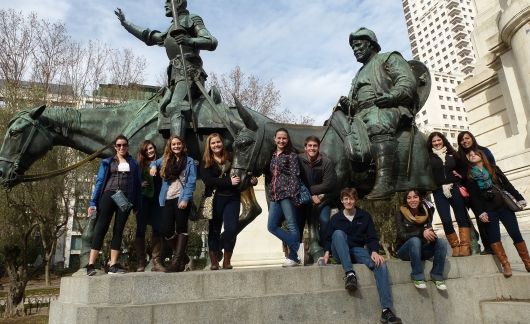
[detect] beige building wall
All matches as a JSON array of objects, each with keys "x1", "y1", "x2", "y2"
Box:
[{"x1": 457, "y1": 0, "x2": 530, "y2": 209}]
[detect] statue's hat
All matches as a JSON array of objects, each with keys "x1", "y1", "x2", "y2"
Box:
[{"x1": 349, "y1": 27, "x2": 381, "y2": 52}]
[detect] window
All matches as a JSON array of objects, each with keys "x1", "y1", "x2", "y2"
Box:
[
  {"x1": 458, "y1": 116, "x2": 462, "y2": 121},
  {"x1": 441, "y1": 105, "x2": 446, "y2": 109},
  {"x1": 449, "y1": 106, "x2": 453, "y2": 110},
  {"x1": 443, "y1": 114, "x2": 448, "y2": 119}
]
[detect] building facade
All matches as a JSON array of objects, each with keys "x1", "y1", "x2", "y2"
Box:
[{"x1": 403, "y1": 0, "x2": 477, "y2": 146}]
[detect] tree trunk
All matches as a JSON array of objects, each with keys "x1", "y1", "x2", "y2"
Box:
[{"x1": 3, "y1": 246, "x2": 28, "y2": 318}]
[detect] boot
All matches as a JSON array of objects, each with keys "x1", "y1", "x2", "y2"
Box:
[
  {"x1": 491, "y1": 242, "x2": 512, "y2": 278},
  {"x1": 458, "y1": 227, "x2": 471, "y2": 256},
  {"x1": 514, "y1": 241, "x2": 530, "y2": 272},
  {"x1": 151, "y1": 237, "x2": 166, "y2": 272},
  {"x1": 169, "y1": 110, "x2": 187, "y2": 138},
  {"x1": 135, "y1": 238, "x2": 146, "y2": 272},
  {"x1": 446, "y1": 232, "x2": 461, "y2": 257},
  {"x1": 175, "y1": 233, "x2": 190, "y2": 272},
  {"x1": 165, "y1": 236, "x2": 179, "y2": 273},
  {"x1": 223, "y1": 251, "x2": 233, "y2": 270},
  {"x1": 365, "y1": 138, "x2": 396, "y2": 200},
  {"x1": 209, "y1": 251, "x2": 220, "y2": 270}
]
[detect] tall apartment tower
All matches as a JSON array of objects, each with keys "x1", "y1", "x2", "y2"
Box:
[{"x1": 402, "y1": 0, "x2": 477, "y2": 146}]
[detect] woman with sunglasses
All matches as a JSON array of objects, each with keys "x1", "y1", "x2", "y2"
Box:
[{"x1": 86, "y1": 135, "x2": 142, "y2": 276}]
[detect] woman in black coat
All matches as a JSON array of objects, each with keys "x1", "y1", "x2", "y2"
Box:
[{"x1": 466, "y1": 149, "x2": 529, "y2": 277}]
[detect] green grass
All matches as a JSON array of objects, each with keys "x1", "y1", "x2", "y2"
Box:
[
  {"x1": 0, "y1": 314, "x2": 48, "y2": 323},
  {"x1": 0, "y1": 287, "x2": 59, "y2": 298}
]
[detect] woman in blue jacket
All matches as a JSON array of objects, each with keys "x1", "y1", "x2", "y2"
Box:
[
  {"x1": 86, "y1": 135, "x2": 142, "y2": 276},
  {"x1": 150, "y1": 135, "x2": 197, "y2": 272}
]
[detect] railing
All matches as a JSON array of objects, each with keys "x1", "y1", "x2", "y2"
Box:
[{"x1": 0, "y1": 294, "x2": 59, "y2": 316}]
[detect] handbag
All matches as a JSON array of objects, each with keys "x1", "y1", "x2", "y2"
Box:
[
  {"x1": 296, "y1": 181, "x2": 312, "y2": 205},
  {"x1": 493, "y1": 185, "x2": 522, "y2": 212},
  {"x1": 111, "y1": 190, "x2": 133, "y2": 213},
  {"x1": 458, "y1": 185, "x2": 470, "y2": 199}
]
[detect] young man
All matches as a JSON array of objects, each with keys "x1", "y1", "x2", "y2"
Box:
[
  {"x1": 298, "y1": 136, "x2": 337, "y2": 261},
  {"x1": 319, "y1": 188, "x2": 402, "y2": 324}
]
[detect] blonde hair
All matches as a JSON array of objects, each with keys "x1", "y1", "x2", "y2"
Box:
[
  {"x1": 160, "y1": 135, "x2": 187, "y2": 179},
  {"x1": 202, "y1": 133, "x2": 230, "y2": 168}
]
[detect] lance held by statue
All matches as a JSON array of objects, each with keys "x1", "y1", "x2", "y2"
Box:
[
  {"x1": 115, "y1": 0, "x2": 218, "y2": 139},
  {"x1": 338, "y1": 27, "x2": 421, "y2": 200}
]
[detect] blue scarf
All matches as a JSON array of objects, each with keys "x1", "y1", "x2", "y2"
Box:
[{"x1": 470, "y1": 166, "x2": 493, "y2": 190}]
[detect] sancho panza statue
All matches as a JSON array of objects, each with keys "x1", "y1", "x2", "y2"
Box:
[
  {"x1": 115, "y1": 0, "x2": 218, "y2": 138},
  {"x1": 338, "y1": 27, "x2": 417, "y2": 200}
]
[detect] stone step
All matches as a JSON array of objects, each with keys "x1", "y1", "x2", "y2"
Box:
[
  {"x1": 480, "y1": 301, "x2": 530, "y2": 324},
  {"x1": 49, "y1": 255, "x2": 530, "y2": 323}
]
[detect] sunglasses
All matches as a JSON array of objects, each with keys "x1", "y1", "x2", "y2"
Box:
[{"x1": 115, "y1": 143, "x2": 128, "y2": 148}]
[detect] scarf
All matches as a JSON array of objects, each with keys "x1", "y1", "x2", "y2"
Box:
[
  {"x1": 400, "y1": 205, "x2": 429, "y2": 225},
  {"x1": 432, "y1": 146, "x2": 447, "y2": 163},
  {"x1": 470, "y1": 165, "x2": 493, "y2": 190}
]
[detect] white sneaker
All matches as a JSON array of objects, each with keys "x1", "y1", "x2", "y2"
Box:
[
  {"x1": 413, "y1": 280, "x2": 427, "y2": 289},
  {"x1": 282, "y1": 258, "x2": 300, "y2": 267},
  {"x1": 297, "y1": 243, "x2": 305, "y2": 266},
  {"x1": 434, "y1": 280, "x2": 447, "y2": 291}
]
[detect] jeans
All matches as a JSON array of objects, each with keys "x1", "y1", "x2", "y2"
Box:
[
  {"x1": 433, "y1": 186, "x2": 470, "y2": 235},
  {"x1": 331, "y1": 230, "x2": 393, "y2": 309},
  {"x1": 296, "y1": 204, "x2": 331, "y2": 246},
  {"x1": 397, "y1": 237, "x2": 447, "y2": 281},
  {"x1": 91, "y1": 191, "x2": 130, "y2": 250},
  {"x1": 208, "y1": 194, "x2": 240, "y2": 252},
  {"x1": 136, "y1": 195, "x2": 162, "y2": 238},
  {"x1": 483, "y1": 207, "x2": 524, "y2": 244},
  {"x1": 268, "y1": 199, "x2": 300, "y2": 261}
]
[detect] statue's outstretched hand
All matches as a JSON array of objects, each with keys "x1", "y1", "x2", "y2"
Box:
[
  {"x1": 374, "y1": 94, "x2": 396, "y2": 108},
  {"x1": 114, "y1": 8, "x2": 126, "y2": 23}
]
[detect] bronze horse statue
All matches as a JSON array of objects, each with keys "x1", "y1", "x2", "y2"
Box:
[{"x1": 0, "y1": 91, "x2": 435, "y2": 263}]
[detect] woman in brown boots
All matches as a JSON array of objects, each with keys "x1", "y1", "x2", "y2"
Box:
[
  {"x1": 466, "y1": 149, "x2": 529, "y2": 277},
  {"x1": 201, "y1": 133, "x2": 257, "y2": 270},
  {"x1": 150, "y1": 136, "x2": 197, "y2": 272},
  {"x1": 428, "y1": 132, "x2": 472, "y2": 257}
]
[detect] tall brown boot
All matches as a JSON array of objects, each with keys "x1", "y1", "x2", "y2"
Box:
[
  {"x1": 491, "y1": 242, "x2": 512, "y2": 278},
  {"x1": 446, "y1": 232, "x2": 461, "y2": 257},
  {"x1": 223, "y1": 251, "x2": 233, "y2": 270},
  {"x1": 151, "y1": 237, "x2": 166, "y2": 272},
  {"x1": 209, "y1": 251, "x2": 220, "y2": 270},
  {"x1": 135, "y1": 238, "x2": 146, "y2": 272},
  {"x1": 514, "y1": 241, "x2": 530, "y2": 272},
  {"x1": 458, "y1": 227, "x2": 471, "y2": 256},
  {"x1": 175, "y1": 233, "x2": 190, "y2": 272},
  {"x1": 165, "y1": 236, "x2": 179, "y2": 273}
]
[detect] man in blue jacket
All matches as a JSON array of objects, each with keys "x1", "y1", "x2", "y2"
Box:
[{"x1": 319, "y1": 188, "x2": 401, "y2": 324}]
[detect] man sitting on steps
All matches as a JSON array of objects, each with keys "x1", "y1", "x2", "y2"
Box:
[{"x1": 318, "y1": 187, "x2": 402, "y2": 324}]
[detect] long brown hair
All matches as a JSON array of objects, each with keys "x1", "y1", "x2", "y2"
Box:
[
  {"x1": 427, "y1": 131, "x2": 458, "y2": 157},
  {"x1": 137, "y1": 140, "x2": 157, "y2": 169},
  {"x1": 467, "y1": 149, "x2": 497, "y2": 183},
  {"x1": 202, "y1": 133, "x2": 230, "y2": 168},
  {"x1": 160, "y1": 135, "x2": 188, "y2": 180}
]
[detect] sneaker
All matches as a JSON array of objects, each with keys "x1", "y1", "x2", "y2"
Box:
[
  {"x1": 380, "y1": 308, "x2": 402, "y2": 324},
  {"x1": 108, "y1": 263, "x2": 127, "y2": 274},
  {"x1": 344, "y1": 272, "x2": 358, "y2": 292},
  {"x1": 282, "y1": 258, "x2": 300, "y2": 267},
  {"x1": 86, "y1": 264, "x2": 96, "y2": 276},
  {"x1": 413, "y1": 279, "x2": 427, "y2": 289},
  {"x1": 434, "y1": 280, "x2": 447, "y2": 291}
]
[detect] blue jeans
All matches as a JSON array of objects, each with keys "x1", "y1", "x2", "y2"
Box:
[
  {"x1": 331, "y1": 230, "x2": 393, "y2": 309},
  {"x1": 296, "y1": 204, "x2": 330, "y2": 246},
  {"x1": 483, "y1": 207, "x2": 524, "y2": 244},
  {"x1": 268, "y1": 199, "x2": 300, "y2": 261},
  {"x1": 433, "y1": 186, "x2": 470, "y2": 235},
  {"x1": 208, "y1": 194, "x2": 241, "y2": 252},
  {"x1": 397, "y1": 237, "x2": 447, "y2": 281}
]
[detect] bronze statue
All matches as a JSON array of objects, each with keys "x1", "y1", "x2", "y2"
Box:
[
  {"x1": 338, "y1": 27, "x2": 419, "y2": 200},
  {"x1": 115, "y1": 0, "x2": 218, "y2": 139}
]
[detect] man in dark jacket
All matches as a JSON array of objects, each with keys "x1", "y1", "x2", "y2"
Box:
[
  {"x1": 297, "y1": 136, "x2": 337, "y2": 261},
  {"x1": 319, "y1": 188, "x2": 401, "y2": 324}
]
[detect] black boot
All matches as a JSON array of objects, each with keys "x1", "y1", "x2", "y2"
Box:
[
  {"x1": 175, "y1": 233, "x2": 190, "y2": 272},
  {"x1": 165, "y1": 236, "x2": 179, "y2": 273},
  {"x1": 134, "y1": 238, "x2": 146, "y2": 272},
  {"x1": 365, "y1": 138, "x2": 396, "y2": 200}
]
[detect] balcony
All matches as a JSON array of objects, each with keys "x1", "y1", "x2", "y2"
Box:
[
  {"x1": 460, "y1": 57, "x2": 474, "y2": 66},
  {"x1": 452, "y1": 23, "x2": 465, "y2": 33},
  {"x1": 458, "y1": 48, "x2": 472, "y2": 57},
  {"x1": 462, "y1": 65, "x2": 474, "y2": 75},
  {"x1": 447, "y1": 0, "x2": 459, "y2": 10},
  {"x1": 455, "y1": 39, "x2": 469, "y2": 49},
  {"x1": 454, "y1": 31, "x2": 467, "y2": 41},
  {"x1": 448, "y1": 8, "x2": 461, "y2": 17},
  {"x1": 450, "y1": 16, "x2": 463, "y2": 24}
]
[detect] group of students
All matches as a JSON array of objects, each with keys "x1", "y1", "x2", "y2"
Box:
[{"x1": 85, "y1": 133, "x2": 255, "y2": 275}]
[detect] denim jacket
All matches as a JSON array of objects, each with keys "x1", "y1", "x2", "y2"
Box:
[
  {"x1": 89, "y1": 155, "x2": 142, "y2": 210},
  {"x1": 151, "y1": 156, "x2": 197, "y2": 207}
]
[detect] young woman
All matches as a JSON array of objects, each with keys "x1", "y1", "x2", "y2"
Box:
[
  {"x1": 427, "y1": 132, "x2": 471, "y2": 257},
  {"x1": 150, "y1": 135, "x2": 197, "y2": 273},
  {"x1": 266, "y1": 128, "x2": 301, "y2": 267},
  {"x1": 396, "y1": 190, "x2": 447, "y2": 290},
  {"x1": 201, "y1": 133, "x2": 257, "y2": 270},
  {"x1": 136, "y1": 140, "x2": 165, "y2": 272},
  {"x1": 466, "y1": 149, "x2": 529, "y2": 277},
  {"x1": 457, "y1": 131, "x2": 496, "y2": 255},
  {"x1": 86, "y1": 135, "x2": 142, "y2": 276}
]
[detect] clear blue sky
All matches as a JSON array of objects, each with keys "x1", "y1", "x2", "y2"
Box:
[{"x1": 2, "y1": 0, "x2": 411, "y2": 125}]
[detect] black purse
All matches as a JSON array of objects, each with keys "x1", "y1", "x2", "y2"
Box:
[
  {"x1": 111, "y1": 190, "x2": 133, "y2": 213},
  {"x1": 493, "y1": 185, "x2": 522, "y2": 212}
]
